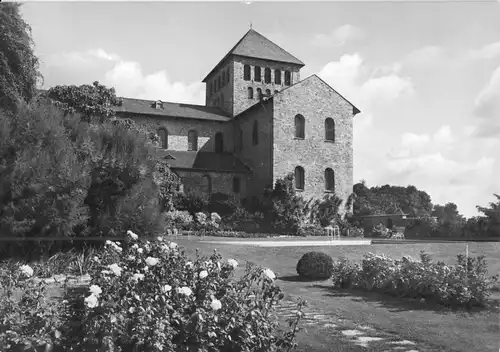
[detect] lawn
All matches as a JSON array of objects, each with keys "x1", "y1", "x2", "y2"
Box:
[{"x1": 173, "y1": 237, "x2": 500, "y2": 352}]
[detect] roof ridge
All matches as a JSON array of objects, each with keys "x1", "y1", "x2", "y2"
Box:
[
  {"x1": 251, "y1": 29, "x2": 304, "y2": 66},
  {"x1": 120, "y1": 96, "x2": 223, "y2": 110}
]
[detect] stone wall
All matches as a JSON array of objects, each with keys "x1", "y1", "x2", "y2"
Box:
[
  {"x1": 232, "y1": 101, "x2": 274, "y2": 197},
  {"x1": 272, "y1": 75, "x2": 355, "y2": 212},
  {"x1": 117, "y1": 113, "x2": 234, "y2": 153},
  {"x1": 232, "y1": 56, "x2": 301, "y2": 116},
  {"x1": 175, "y1": 170, "x2": 247, "y2": 198},
  {"x1": 204, "y1": 58, "x2": 234, "y2": 116}
]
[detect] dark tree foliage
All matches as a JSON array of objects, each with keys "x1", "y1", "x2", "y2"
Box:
[
  {"x1": 0, "y1": 3, "x2": 43, "y2": 111},
  {"x1": 475, "y1": 194, "x2": 500, "y2": 237},
  {"x1": 46, "y1": 81, "x2": 123, "y2": 121},
  {"x1": 352, "y1": 182, "x2": 433, "y2": 217}
]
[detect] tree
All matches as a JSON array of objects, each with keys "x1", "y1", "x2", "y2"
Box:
[
  {"x1": 431, "y1": 202, "x2": 465, "y2": 236},
  {"x1": 476, "y1": 194, "x2": 500, "y2": 237},
  {"x1": 46, "y1": 81, "x2": 123, "y2": 121},
  {"x1": 352, "y1": 182, "x2": 433, "y2": 217},
  {"x1": 0, "y1": 3, "x2": 43, "y2": 111}
]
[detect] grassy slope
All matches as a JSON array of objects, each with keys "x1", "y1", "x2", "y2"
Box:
[{"x1": 174, "y1": 238, "x2": 500, "y2": 352}]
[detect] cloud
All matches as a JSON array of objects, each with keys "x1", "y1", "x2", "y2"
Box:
[
  {"x1": 318, "y1": 53, "x2": 414, "y2": 109},
  {"x1": 311, "y1": 24, "x2": 364, "y2": 47},
  {"x1": 469, "y1": 42, "x2": 500, "y2": 60},
  {"x1": 104, "y1": 61, "x2": 204, "y2": 104},
  {"x1": 473, "y1": 66, "x2": 500, "y2": 137},
  {"x1": 384, "y1": 125, "x2": 499, "y2": 216},
  {"x1": 42, "y1": 48, "x2": 205, "y2": 104}
]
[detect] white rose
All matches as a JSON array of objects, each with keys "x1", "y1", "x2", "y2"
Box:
[
  {"x1": 169, "y1": 242, "x2": 178, "y2": 249},
  {"x1": 210, "y1": 299, "x2": 222, "y2": 311},
  {"x1": 129, "y1": 307, "x2": 135, "y2": 313},
  {"x1": 263, "y1": 268, "x2": 276, "y2": 281},
  {"x1": 89, "y1": 285, "x2": 102, "y2": 296},
  {"x1": 107, "y1": 264, "x2": 122, "y2": 277},
  {"x1": 137, "y1": 248, "x2": 144, "y2": 254},
  {"x1": 227, "y1": 259, "x2": 238, "y2": 269},
  {"x1": 185, "y1": 262, "x2": 194, "y2": 269},
  {"x1": 127, "y1": 255, "x2": 136, "y2": 261},
  {"x1": 199, "y1": 270, "x2": 208, "y2": 279},
  {"x1": 145, "y1": 257, "x2": 159, "y2": 266},
  {"x1": 84, "y1": 294, "x2": 99, "y2": 308},
  {"x1": 20, "y1": 265, "x2": 34, "y2": 278},
  {"x1": 157, "y1": 236, "x2": 164, "y2": 242},
  {"x1": 127, "y1": 230, "x2": 139, "y2": 240},
  {"x1": 132, "y1": 244, "x2": 139, "y2": 249},
  {"x1": 93, "y1": 256, "x2": 100, "y2": 263},
  {"x1": 177, "y1": 286, "x2": 192, "y2": 296},
  {"x1": 162, "y1": 284, "x2": 172, "y2": 293},
  {"x1": 132, "y1": 273, "x2": 145, "y2": 282}
]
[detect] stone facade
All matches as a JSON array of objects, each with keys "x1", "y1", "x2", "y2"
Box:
[
  {"x1": 175, "y1": 170, "x2": 247, "y2": 199},
  {"x1": 272, "y1": 75, "x2": 355, "y2": 211}
]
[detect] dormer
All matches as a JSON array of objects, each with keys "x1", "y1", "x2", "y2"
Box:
[{"x1": 153, "y1": 100, "x2": 163, "y2": 109}]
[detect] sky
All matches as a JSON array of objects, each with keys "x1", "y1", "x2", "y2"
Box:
[{"x1": 20, "y1": 1, "x2": 500, "y2": 218}]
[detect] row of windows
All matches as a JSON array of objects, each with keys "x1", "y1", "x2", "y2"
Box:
[
  {"x1": 201, "y1": 175, "x2": 241, "y2": 194},
  {"x1": 295, "y1": 115, "x2": 336, "y2": 142},
  {"x1": 243, "y1": 65, "x2": 292, "y2": 86},
  {"x1": 208, "y1": 68, "x2": 231, "y2": 96},
  {"x1": 158, "y1": 129, "x2": 226, "y2": 153},
  {"x1": 294, "y1": 166, "x2": 335, "y2": 192},
  {"x1": 247, "y1": 87, "x2": 279, "y2": 99}
]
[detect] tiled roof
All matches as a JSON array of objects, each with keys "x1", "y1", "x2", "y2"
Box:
[
  {"x1": 115, "y1": 98, "x2": 231, "y2": 122},
  {"x1": 156, "y1": 150, "x2": 252, "y2": 174},
  {"x1": 202, "y1": 29, "x2": 305, "y2": 82}
]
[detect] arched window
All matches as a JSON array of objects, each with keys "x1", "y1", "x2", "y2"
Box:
[
  {"x1": 294, "y1": 166, "x2": 305, "y2": 190},
  {"x1": 233, "y1": 177, "x2": 241, "y2": 194},
  {"x1": 254, "y1": 66, "x2": 261, "y2": 82},
  {"x1": 256, "y1": 88, "x2": 262, "y2": 100},
  {"x1": 226, "y1": 68, "x2": 230, "y2": 83},
  {"x1": 275, "y1": 69, "x2": 281, "y2": 84},
  {"x1": 208, "y1": 83, "x2": 212, "y2": 96},
  {"x1": 215, "y1": 79, "x2": 218, "y2": 92},
  {"x1": 265, "y1": 89, "x2": 271, "y2": 96},
  {"x1": 247, "y1": 87, "x2": 254, "y2": 99},
  {"x1": 295, "y1": 114, "x2": 305, "y2": 139},
  {"x1": 188, "y1": 130, "x2": 198, "y2": 151},
  {"x1": 252, "y1": 120, "x2": 258, "y2": 145},
  {"x1": 201, "y1": 175, "x2": 212, "y2": 195},
  {"x1": 244, "y1": 65, "x2": 251, "y2": 81},
  {"x1": 264, "y1": 68, "x2": 271, "y2": 83},
  {"x1": 325, "y1": 118, "x2": 335, "y2": 141},
  {"x1": 222, "y1": 71, "x2": 226, "y2": 85},
  {"x1": 325, "y1": 168, "x2": 335, "y2": 191},
  {"x1": 220, "y1": 93, "x2": 224, "y2": 108},
  {"x1": 218, "y1": 76, "x2": 222, "y2": 89},
  {"x1": 285, "y1": 71, "x2": 291, "y2": 86},
  {"x1": 215, "y1": 132, "x2": 224, "y2": 153},
  {"x1": 158, "y1": 128, "x2": 168, "y2": 149}
]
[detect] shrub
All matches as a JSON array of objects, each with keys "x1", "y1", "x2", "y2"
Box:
[
  {"x1": 163, "y1": 210, "x2": 194, "y2": 230},
  {"x1": 330, "y1": 251, "x2": 499, "y2": 308},
  {"x1": 296, "y1": 252, "x2": 334, "y2": 280},
  {"x1": 56, "y1": 230, "x2": 305, "y2": 351},
  {"x1": 174, "y1": 192, "x2": 209, "y2": 214},
  {"x1": 208, "y1": 193, "x2": 240, "y2": 217},
  {"x1": 303, "y1": 194, "x2": 343, "y2": 228}
]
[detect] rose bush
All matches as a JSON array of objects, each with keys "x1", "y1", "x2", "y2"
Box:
[
  {"x1": 58, "y1": 230, "x2": 304, "y2": 351},
  {"x1": 331, "y1": 251, "x2": 499, "y2": 308}
]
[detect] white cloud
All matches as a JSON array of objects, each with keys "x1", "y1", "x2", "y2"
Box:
[
  {"x1": 318, "y1": 53, "x2": 414, "y2": 109},
  {"x1": 473, "y1": 66, "x2": 500, "y2": 137},
  {"x1": 43, "y1": 48, "x2": 205, "y2": 104},
  {"x1": 469, "y1": 42, "x2": 500, "y2": 60},
  {"x1": 104, "y1": 61, "x2": 204, "y2": 104},
  {"x1": 312, "y1": 24, "x2": 365, "y2": 47}
]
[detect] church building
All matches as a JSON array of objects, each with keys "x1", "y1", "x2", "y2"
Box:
[{"x1": 115, "y1": 29, "x2": 361, "y2": 208}]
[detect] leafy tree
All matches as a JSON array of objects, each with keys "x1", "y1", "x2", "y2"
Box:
[
  {"x1": 476, "y1": 194, "x2": 500, "y2": 237},
  {"x1": 46, "y1": 81, "x2": 123, "y2": 121},
  {"x1": 352, "y1": 182, "x2": 433, "y2": 217},
  {"x1": 0, "y1": 3, "x2": 42, "y2": 111},
  {"x1": 431, "y1": 202, "x2": 465, "y2": 236}
]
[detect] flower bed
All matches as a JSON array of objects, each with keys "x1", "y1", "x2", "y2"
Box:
[
  {"x1": 0, "y1": 230, "x2": 305, "y2": 352},
  {"x1": 331, "y1": 251, "x2": 499, "y2": 308}
]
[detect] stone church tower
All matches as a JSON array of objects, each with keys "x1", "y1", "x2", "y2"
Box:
[{"x1": 202, "y1": 29, "x2": 305, "y2": 117}]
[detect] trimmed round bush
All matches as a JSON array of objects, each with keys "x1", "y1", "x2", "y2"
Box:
[{"x1": 296, "y1": 251, "x2": 334, "y2": 280}]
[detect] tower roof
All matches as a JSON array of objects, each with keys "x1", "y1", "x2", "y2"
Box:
[{"x1": 202, "y1": 29, "x2": 305, "y2": 82}]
